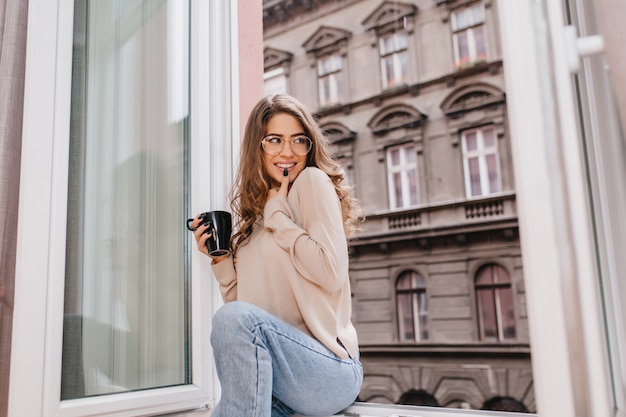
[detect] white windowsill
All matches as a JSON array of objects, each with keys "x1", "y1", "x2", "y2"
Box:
[{"x1": 163, "y1": 402, "x2": 536, "y2": 417}]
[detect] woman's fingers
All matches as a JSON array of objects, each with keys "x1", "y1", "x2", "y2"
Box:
[
  {"x1": 194, "y1": 222, "x2": 212, "y2": 255},
  {"x1": 188, "y1": 213, "x2": 204, "y2": 231},
  {"x1": 279, "y1": 169, "x2": 290, "y2": 196},
  {"x1": 266, "y1": 171, "x2": 290, "y2": 203}
]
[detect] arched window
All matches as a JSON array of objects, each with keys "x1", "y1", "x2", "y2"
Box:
[
  {"x1": 475, "y1": 264, "x2": 516, "y2": 341},
  {"x1": 396, "y1": 271, "x2": 428, "y2": 341},
  {"x1": 397, "y1": 389, "x2": 439, "y2": 406},
  {"x1": 481, "y1": 396, "x2": 529, "y2": 412}
]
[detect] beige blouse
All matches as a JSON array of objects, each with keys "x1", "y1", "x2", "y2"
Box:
[{"x1": 211, "y1": 167, "x2": 358, "y2": 360}]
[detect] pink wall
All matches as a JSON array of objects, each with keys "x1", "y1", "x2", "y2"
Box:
[{"x1": 237, "y1": 1, "x2": 264, "y2": 139}]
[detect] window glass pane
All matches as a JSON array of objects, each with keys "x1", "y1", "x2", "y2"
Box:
[
  {"x1": 383, "y1": 56, "x2": 395, "y2": 87},
  {"x1": 493, "y1": 264, "x2": 510, "y2": 284},
  {"x1": 399, "y1": 51, "x2": 409, "y2": 84},
  {"x1": 471, "y1": 4, "x2": 484, "y2": 24},
  {"x1": 418, "y1": 291, "x2": 429, "y2": 340},
  {"x1": 457, "y1": 32, "x2": 470, "y2": 61},
  {"x1": 393, "y1": 172, "x2": 403, "y2": 207},
  {"x1": 397, "y1": 273, "x2": 413, "y2": 290},
  {"x1": 477, "y1": 288, "x2": 497, "y2": 340},
  {"x1": 390, "y1": 148, "x2": 400, "y2": 166},
  {"x1": 453, "y1": 9, "x2": 467, "y2": 31},
  {"x1": 396, "y1": 32, "x2": 408, "y2": 50},
  {"x1": 498, "y1": 287, "x2": 517, "y2": 339},
  {"x1": 468, "y1": 157, "x2": 482, "y2": 196},
  {"x1": 465, "y1": 131, "x2": 477, "y2": 150},
  {"x1": 408, "y1": 169, "x2": 418, "y2": 206},
  {"x1": 404, "y1": 145, "x2": 416, "y2": 163},
  {"x1": 264, "y1": 68, "x2": 287, "y2": 96},
  {"x1": 411, "y1": 272, "x2": 424, "y2": 288},
  {"x1": 474, "y1": 26, "x2": 486, "y2": 59},
  {"x1": 319, "y1": 76, "x2": 331, "y2": 105},
  {"x1": 486, "y1": 154, "x2": 500, "y2": 193},
  {"x1": 476, "y1": 265, "x2": 494, "y2": 284},
  {"x1": 319, "y1": 55, "x2": 341, "y2": 76},
  {"x1": 380, "y1": 35, "x2": 394, "y2": 55},
  {"x1": 334, "y1": 74, "x2": 344, "y2": 103},
  {"x1": 482, "y1": 128, "x2": 495, "y2": 147},
  {"x1": 63, "y1": 0, "x2": 190, "y2": 400},
  {"x1": 318, "y1": 57, "x2": 328, "y2": 76},
  {"x1": 331, "y1": 54, "x2": 342, "y2": 71},
  {"x1": 397, "y1": 293, "x2": 416, "y2": 340}
]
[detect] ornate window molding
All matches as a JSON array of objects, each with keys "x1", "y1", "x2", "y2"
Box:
[
  {"x1": 368, "y1": 103, "x2": 427, "y2": 135},
  {"x1": 435, "y1": 0, "x2": 493, "y2": 23},
  {"x1": 263, "y1": 46, "x2": 293, "y2": 74},
  {"x1": 362, "y1": 0, "x2": 417, "y2": 46},
  {"x1": 321, "y1": 120, "x2": 356, "y2": 161},
  {"x1": 440, "y1": 82, "x2": 505, "y2": 146},
  {"x1": 367, "y1": 103, "x2": 427, "y2": 162},
  {"x1": 302, "y1": 25, "x2": 351, "y2": 57},
  {"x1": 321, "y1": 120, "x2": 356, "y2": 144}
]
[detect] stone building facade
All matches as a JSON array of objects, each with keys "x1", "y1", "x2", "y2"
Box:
[{"x1": 263, "y1": 0, "x2": 534, "y2": 412}]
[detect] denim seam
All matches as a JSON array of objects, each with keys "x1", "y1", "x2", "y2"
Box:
[
  {"x1": 254, "y1": 343, "x2": 261, "y2": 417},
  {"x1": 252, "y1": 322, "x2": 352, "y2": 364}
]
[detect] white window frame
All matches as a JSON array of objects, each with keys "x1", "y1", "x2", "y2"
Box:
[
  {"x1": 11, "y1": 0, "x2": 621, "y2": 416},
  {"x1": 263, "y1": 66, "x2": 287, "y2": 96},
  {"x1": 451, "y1": 3, "x2": 487, "y2": 69},
  {"x1": 497, "y1": 1, "x2": 616, "y2": 416},
  {"x1": 9, "y1": 1, "x2": 239, "y2": 416},
  {"x1": 461, "y1": 126, "x2": 501, "y2": 198},
  {"x1": 317, "y1": 53, "x2": 344, "y2": 107},
  {"x1": 379, "y1": 31, "x2": 408, "y2": 89},
  {"x1": 386, "y1": 143, "x2": 419, "y2": 209}
]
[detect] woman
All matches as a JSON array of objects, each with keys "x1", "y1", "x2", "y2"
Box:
[{"x1": 190, "y1": 94, "x2": 363, "y2": 417}]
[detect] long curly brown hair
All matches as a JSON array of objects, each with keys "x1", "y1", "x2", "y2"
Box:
[{"x1": 229, "y1": 94, "x2": 363, "y2": 254}]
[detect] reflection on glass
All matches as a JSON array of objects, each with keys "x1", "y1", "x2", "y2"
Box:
[{"x1": 62, "y1": 0, "x2": 190, "y2": 399}]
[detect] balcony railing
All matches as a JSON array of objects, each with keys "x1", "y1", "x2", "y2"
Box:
[{"x1": 355, "y1": 192, "x2": 517, "y2": 243}]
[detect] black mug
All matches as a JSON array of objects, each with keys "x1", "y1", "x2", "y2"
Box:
[{"x1": 187, "y1": 211, "x2": 232, "y2": 257}]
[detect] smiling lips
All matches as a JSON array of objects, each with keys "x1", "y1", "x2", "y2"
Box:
[{"x1": 276, "y1": 163, "x2": 295, "y2": 173}]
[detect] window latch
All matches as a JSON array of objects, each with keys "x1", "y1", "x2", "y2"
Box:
[{"x1": 563, "y1": 25, "x2": 604, "y2": 74}]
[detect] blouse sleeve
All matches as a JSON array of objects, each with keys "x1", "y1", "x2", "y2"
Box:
[
  {"x1": 211, "y1": 255, "x2": 238, "y2": 301},
  {"x1": 263, "y1": 167, "x2": 348, "y2": 293}
]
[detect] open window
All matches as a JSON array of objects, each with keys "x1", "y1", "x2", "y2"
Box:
[{"x1": 10, "y1": 1, "x2": 240, "y2": 415}]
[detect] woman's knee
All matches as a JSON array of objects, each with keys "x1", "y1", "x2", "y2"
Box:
[{"x1": 212, "y1": 301, "x2": 258, "y2": 337}]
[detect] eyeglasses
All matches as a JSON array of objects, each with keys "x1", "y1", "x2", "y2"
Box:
[{"x1": 261, "y1": 135, "x2": 313, "y2": 156}]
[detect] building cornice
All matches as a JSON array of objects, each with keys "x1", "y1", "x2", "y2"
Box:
[{"x1": 359, "y1": 343, "x2": 531, "y2": 357}]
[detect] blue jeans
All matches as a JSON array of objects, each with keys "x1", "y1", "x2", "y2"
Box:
[{"x1": 210, "y1": 301, "x2": 363, "y2": 417}]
